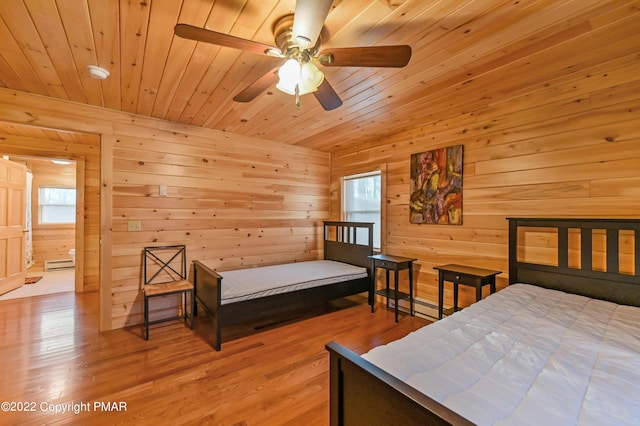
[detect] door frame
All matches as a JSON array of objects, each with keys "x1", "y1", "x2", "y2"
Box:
[{"x1": 74, "y1": 158, "x2": 85, "y2": 292}]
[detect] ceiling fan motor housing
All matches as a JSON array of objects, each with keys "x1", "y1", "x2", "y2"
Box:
[{"x1": 273, "y1": 14, "x2": 321, "y2": 62}]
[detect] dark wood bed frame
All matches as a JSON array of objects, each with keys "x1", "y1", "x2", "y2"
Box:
[
  {"x1": 326, "y1": 217, "x2": 640, "y2": 425},
  {"x1": 193, "y1": 221, "x2": 373, "y2": 351}
]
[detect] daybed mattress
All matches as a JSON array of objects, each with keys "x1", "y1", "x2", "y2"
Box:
[
  {"x1": 205, "y1": 260, "x2": 368, "y2": 305},
  {"x1": 362, "y1": 283, "x2": 640, "y2": 425}
]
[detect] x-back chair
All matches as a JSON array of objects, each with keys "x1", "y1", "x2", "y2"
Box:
[{"x1": 143, "y1": 245, "x2": 194, "y2": 340}]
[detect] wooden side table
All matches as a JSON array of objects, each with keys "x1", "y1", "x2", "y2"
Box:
[
  {"x1": 434, "y1": 264, "x2": 501, "y2": 319},
  {"x1": 369, "y1": 254, "x2": 417, "y2": 322}
]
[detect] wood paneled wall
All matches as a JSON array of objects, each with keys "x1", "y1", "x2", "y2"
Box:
[
  {"x1": 0, "y1": 88, "x2": 329, "y2": 330},
  {"x1": 330, "y1": 59, "x2": 640, "y2": 309},
  {"x1": 109, "y1": 127, "x2": 329, "y2": 328}
]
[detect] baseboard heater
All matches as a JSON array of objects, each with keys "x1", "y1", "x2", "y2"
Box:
[
  {"x1": 387, "y1": 297, "x2": 454, "y2": 321},
  {"x1": 44, "y1": 259, "x2": 75, "y2": 271}
]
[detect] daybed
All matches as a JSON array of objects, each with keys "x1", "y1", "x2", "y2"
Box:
[
  {"x1": 327, "y1": 217, "x2": 640, "y2": 425},
  {"x1": 194, "y1": 221, "x2": 373, "y2": 351}
]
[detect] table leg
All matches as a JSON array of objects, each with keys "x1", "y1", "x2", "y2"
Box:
[
  {"x1": 394, "y1": 269, "x2": 399, "y2": 322},
  {"x1": 385, "y1": 269, "x2": 390, "y2": 309},
  {"x1": 476, "y1": 282, "x2": 482, "y2": 302},
  {"x1": 408, "y1": 262, "x2": 414, "y2": 316},
  {"x1": 490, "y1": 277, "x2": 496, "y2": 294},
  {"x1": 453, "y1": 281, "x2": 459, "y2": 313},
  {"x1": 370, "y1": 265, "x2": 376, "y2": 313},
  {"x1": 438, "y1": 271, "x2": 444, "y2": 319}
]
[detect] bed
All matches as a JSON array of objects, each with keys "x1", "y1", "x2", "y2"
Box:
[
  {"x1": 194, "y1": 221, "x2": 373, "y2": 351},
  {"x1": 326, "y1": 217, "x2": 640, "y2": 425}
]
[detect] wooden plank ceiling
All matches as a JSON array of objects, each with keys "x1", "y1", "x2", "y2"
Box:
[{"x1": 0, "y1": 0, "x2": 638, "y2": 152}]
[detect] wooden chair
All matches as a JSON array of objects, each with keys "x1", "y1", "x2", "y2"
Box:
[{"x1": 143, "y1": 245, "x2": 194, "y2": 340}]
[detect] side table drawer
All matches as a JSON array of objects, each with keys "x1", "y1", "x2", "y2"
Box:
[
  {"x1": 375, "y1": 260, "x2": 391, "y2": 269},
  {"x1": 441, "y1": 270, "x2": 476, "y2": 284}
]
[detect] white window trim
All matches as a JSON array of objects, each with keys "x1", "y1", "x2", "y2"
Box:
[
  {"x1": 342, "y1": 169, "x2": 383, "y2": 251},
  {"x1": 38, "y1": 186, "x2": 77, "y2": 225}
]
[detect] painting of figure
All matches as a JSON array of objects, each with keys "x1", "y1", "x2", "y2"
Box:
[{"x1": 409, "y1": 145, "x2": 463, "y2": 225}]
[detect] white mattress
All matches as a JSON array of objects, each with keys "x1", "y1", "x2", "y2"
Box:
[
  {"x1": 362, "y1": 283, "x2": 640, "y2": 425},
  {"x1": 209, "y1": 260, "x2": 368, "y2": 305}
]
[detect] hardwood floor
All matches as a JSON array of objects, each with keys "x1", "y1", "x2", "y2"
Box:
[{"x1": 0, "y1": 292, "x2": 429, "y2": 425}]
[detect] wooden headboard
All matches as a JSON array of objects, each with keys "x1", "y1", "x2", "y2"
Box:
[
  {"x1": 508, "y1": 218, "x2": 640, "y2": 307},
  {"x1": 323, "y1": 221, "x2": 374, "y2": 270}
]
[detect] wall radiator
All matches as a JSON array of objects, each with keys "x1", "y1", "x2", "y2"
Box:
[{"x1": 44, "y1": 258, "x2": 75, "y2": 271}]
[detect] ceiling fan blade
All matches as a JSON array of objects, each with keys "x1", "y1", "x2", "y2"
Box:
[
  {"x1": 233, "y1": 67, "x2": 280, "y2": 102},
  {"x1": 313, "y1": 79, "x2": 342, "y2": 111},
  {"x1": 292, "y1": 0, "x2": 334, "y2": 48},
  {"x1": 319, "y1": 45, "x2": 412, "y2": 68},
  {"x1": 174, "y1": 23, "x2": 276, "y2": 56}
]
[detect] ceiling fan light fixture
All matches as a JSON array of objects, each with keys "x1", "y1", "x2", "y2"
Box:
[
  {"x1": 276, "y1": 59, "x2": 324, "y2": 97},
  {"x1": 300, "y1": 62, "x2": 324, "y2": 92},
  {"x1": 276, "y1": 59, "x2": 301, "y2": 95}
]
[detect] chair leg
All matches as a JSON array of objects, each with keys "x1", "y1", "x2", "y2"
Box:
[
  {"x1": 182, "y1": 292, "x2": 186, "y2": 322},
  {"x1": 189, "y1": 290, "x2": 194, "y2": 330},
  {"x1": 144, "y1": 290, "x2": 194, "y2": 339},
  {"x1": 183, "y1": 292, "x2": 188, "y2": 325},
  {"x1": 144, "y1": 295, "x2": 149, "y2": 340},
  {"x1": 182, "y1": 291, "x2": 194, "y2": 330}
]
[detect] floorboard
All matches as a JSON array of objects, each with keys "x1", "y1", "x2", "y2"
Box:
[{"x1": 0, "y1": 292, "x2": 429, "y2": 425}]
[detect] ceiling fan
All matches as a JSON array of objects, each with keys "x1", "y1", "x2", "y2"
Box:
[{"x1": 174, "y1": 0, "x2": 411, "y2": 111}]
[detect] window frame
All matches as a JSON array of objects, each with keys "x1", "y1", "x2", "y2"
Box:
[
  {"x1": 38, "y1": 186, "x2": 77, "y2": 225},
  {"x1": 341, "y1": 170, "x2": 383, "y2": 251}
]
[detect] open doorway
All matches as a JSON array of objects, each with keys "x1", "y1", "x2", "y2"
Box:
[
  {"x1": 0, "y1": 156, "x2": 77, "y2": 300},
  {"x1": 0, "y1": 121, "x2": 100, "y2": 326}
]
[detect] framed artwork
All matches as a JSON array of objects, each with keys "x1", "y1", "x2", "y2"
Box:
[{"x1": 409, "y1": 145, "x2": 463, "y2": 225}]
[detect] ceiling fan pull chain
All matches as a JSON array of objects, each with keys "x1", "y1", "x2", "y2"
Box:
[{"x1": 295, "y1": 85, "x2": 301, "y2": 108}]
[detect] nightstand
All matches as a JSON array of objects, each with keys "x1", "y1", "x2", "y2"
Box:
[
  {"x1": 434, "y1": 264, "x2": 501, "y2": 319},
  {"x1": 369, "y1": 254, "x2": 417, "y2": 322}
]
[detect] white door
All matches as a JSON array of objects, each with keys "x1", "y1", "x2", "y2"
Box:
[{"x1": 0, "y1": 158, "x2": 26, "y2": 295}]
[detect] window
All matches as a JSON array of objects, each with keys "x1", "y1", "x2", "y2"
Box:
[
  {"x1": 39, "y1": 187, "x2": 76, "y2": 224},
  {"x1": 343, "y1": 171, "x2": 381, "y2": 250}
]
